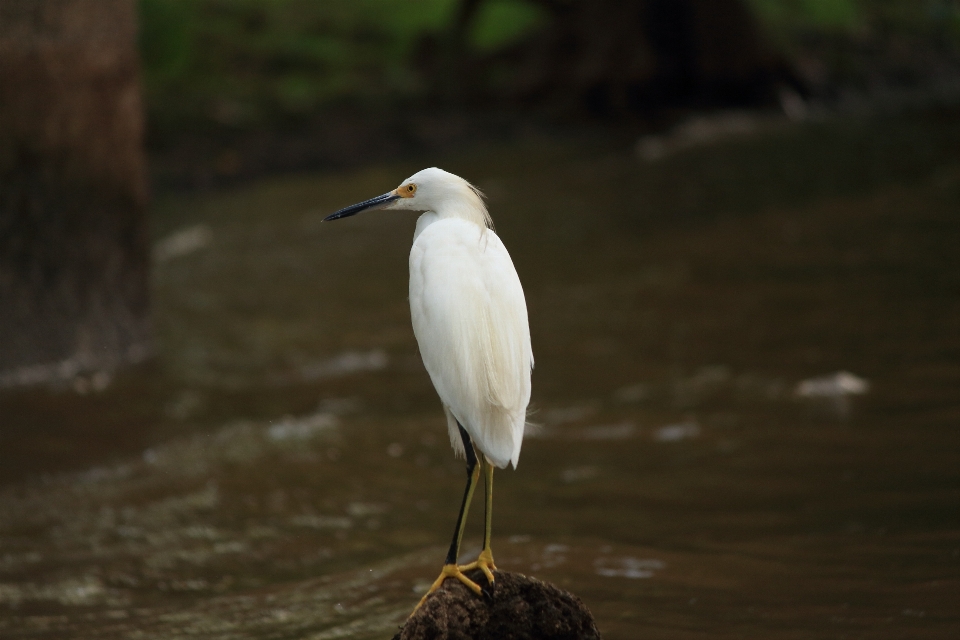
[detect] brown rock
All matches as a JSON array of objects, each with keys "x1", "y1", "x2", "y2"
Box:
[{"x1": 393, "y1": 570, "x2": 601, "y2": 640}]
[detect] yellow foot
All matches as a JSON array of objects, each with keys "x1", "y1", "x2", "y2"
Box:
[
  {"x1": 411, "y1": 563, "x2": 485, "y2": 615},
  {"x1": 458, "y1": 547, "x2": 497, "y2": 590}
]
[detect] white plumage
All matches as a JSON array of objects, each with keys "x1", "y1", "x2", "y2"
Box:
[
  {"x1": 404, "y1": 168, "x2": 533, "y2": 468},
  {"x1": 324, "y1": 166, "x2": 533, "y2": 604},
  {"x1": 410, "y1": 212, "x2": 532, "y2": 468}
]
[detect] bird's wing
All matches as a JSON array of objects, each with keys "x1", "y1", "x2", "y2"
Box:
[{"x1": 409, "y1": 219, "x2": 532, "y2": 468}]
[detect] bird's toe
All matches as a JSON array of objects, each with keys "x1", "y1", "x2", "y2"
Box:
[{"x1": 481, "y1": 576, "x2": 496, "y2": 600}]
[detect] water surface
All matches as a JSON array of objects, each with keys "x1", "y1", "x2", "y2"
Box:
[{"x1": 1, "y1": 110, "x2": 959, "y2": 638}]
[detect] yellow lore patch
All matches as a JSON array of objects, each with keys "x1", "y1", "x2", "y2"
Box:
[{"x1": 396, "y1": 183, "x2": 417, "y2": 198}]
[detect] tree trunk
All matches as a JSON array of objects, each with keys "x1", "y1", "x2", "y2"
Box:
[{"x1": 0, "y1": 0, "x2": 149, "y2": 387}]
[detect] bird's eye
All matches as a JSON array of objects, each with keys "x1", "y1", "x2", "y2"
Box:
[{"x1": 407, "y1": 184, "x2": 416, "y2": 193}]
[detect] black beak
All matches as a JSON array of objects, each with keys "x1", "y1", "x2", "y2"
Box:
[{"x1": 324, "y1": 191, "x2": 400, "y2": 221}]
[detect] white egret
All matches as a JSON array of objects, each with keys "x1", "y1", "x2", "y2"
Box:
[{"x1": 324, "y1": 167, "x2": 533, "y2": 609}]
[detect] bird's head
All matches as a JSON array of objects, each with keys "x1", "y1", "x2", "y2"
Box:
[{"x1": 324, "y1": 167, "x2": 490, "y2": 228}]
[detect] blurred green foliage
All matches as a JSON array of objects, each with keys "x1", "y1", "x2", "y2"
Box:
[
  {"x1": 747, "y1": 0, "x2": 960, "y2": 93},
  {"x1": 747, "y1": 0, "x2": 960, "y2": 40},
  {"x1": 138, "y1": 0, "x2": 550, "y2": 135},
  {"x1": 139, "y1": 0, "x2": 960, "y2": 138},
  {"x1": 139, "y1": 0, "x2": 458, "y2": 134},
  {"x1": 748, "y1": 0, "x2": 860, "y2": 31},
  {"x1": 469, "y1": 0, "x2": 548, "y2": 52}
]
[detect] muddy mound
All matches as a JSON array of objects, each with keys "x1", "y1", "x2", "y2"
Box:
[{"x1": 394, "y1": 569, "x2": 600, "y2": 640}]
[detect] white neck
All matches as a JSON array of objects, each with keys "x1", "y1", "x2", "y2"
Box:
[
  {"x1": 431, "y1": 183, "x2": 492, "y2": 230},
  {"x1": 413, "y1": 211, "x2": 439, "y2": 242}
]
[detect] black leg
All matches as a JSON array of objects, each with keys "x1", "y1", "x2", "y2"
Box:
[
  {"x1": 444, "y1": 422, "x2": 479, "y2": 566},
  {"x1": 411, "y1": 422, "x2": 488, "y2": 614},
  {"x1": 481, "y1": 457, "x2": 493, "y2": 552}
]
